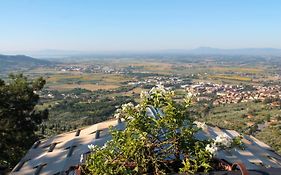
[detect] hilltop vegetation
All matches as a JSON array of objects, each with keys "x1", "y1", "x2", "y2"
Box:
[{"x1": 0, "y1": 54, "x2": 53, "y2": 74}]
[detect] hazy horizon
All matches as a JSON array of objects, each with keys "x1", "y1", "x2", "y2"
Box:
[{"x1": 2, "y1": 47, "x2": 281, "y2": 59}]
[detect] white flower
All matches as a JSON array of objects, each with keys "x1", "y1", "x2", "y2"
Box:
[
  {"x1": 205, "y1": 144, "x2": 218, "y2": 155},
  {"x1": 116, "y1": 108, "x2": 122, "y2": 113},
  {"x1": 114, "y1": 112, "x2": 120, "y2": 118},
  {"x1": 135, "y1": 104, "x2": 142, "y2": 111},
  {"x1": 88, "y1": 144, "x2": 97, "y2": 151},
  {"x1": 80, "y1": 154, "x2": 84, "y2": 163},
  {"x1": 149, "y1": 84, "x2": 167, "y2": 94},
  {"x1": 194, "y1": 121, "x2": 207, "y2": 130},
  {"x1": 186, "y1": 92, "x2": 193, "y2": 98},
  {"x1": 102, "y1": 143, "x2": 107, "y2": 149},
  {"x1": 140, "y1": 91, "x2": 149, "y2": 99},
  {"x1": 156, "y1": 84, "x2": 166, "y2": 92},
  {"x1": 121, "y1": 102, "x2": 134, "y2": 110},
  {"x1": 214, "y1": 133, "x2": 232, "y2": 148}
]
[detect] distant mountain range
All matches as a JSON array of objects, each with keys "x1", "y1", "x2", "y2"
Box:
[
  {"x1": 16, "y1": 47, "x2": 281, "y2": 58},
  {"x1": 0, "y1": 54, "x2": 53, "y2": 73},
  {"x1": 164, "y1": 47, "x2": 281, "y2": 56},
  {"x1": 1, "y1": 47, "x2": 281, "y2": 68}
]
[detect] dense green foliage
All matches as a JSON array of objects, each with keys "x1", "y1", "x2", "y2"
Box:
[
  {"x1": 195, "y1": 99, "x2": 281, "y2": 153},
  {"x1": 0, "y1": 74, "x2": 48, "y2": 169},
  {"x1": 38, "y1": 91, "x2": 134, "y2": 137},
  {"x1": 84, "y1": 86, "x2": 241, "y2": 174}
]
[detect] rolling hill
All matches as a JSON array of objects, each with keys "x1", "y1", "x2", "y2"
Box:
[{"x1": 0, "y1": 54, "x2": 53, "y2": 74}]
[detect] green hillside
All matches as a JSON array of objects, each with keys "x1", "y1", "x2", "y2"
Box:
[{"x1": 0, "y1": 54, "x2": 53, "y2": 74}]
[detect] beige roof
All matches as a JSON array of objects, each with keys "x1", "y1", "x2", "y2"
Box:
[
  {"x1": 197, "y1": 125, "x2": 281, "y2": 170},
  {"x1": 11, "y1": 117, "x2": 281, "y2": 175},
  {"x1": 11, "y1": 118, "x2": 125, "y2": 175}
]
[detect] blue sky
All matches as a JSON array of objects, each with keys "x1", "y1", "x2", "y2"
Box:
[{"x1": 0, "y1": 0, "x2": 281, "y2": 52}]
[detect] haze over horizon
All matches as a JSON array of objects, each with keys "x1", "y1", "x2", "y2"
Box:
[{"x1": 1, "y1": 0, "x2": 281, "y2": 53}]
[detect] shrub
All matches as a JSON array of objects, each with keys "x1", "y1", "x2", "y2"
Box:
[{"x1": 84, "y1": 85, "x2": 242, "y2": 174}]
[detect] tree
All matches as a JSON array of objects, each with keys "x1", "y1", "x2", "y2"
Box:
[{"x1": 0, "y1": 74, "x2": 48, "y2": 169}]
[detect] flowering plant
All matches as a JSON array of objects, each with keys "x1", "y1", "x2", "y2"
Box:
[{"x1": 84, "y1": 85, "x2": 243, "y2": 174}]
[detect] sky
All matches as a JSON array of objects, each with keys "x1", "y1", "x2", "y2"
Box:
[{"x1": 0, "y1": 0, "x2": 281, "y2": 52}]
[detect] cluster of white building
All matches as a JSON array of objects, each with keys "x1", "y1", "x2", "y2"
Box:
[
  {"x1": 58, "y1": 65, "x2": 121, "y2": 74},
  {"x1": 184, "y1": 82, "x2": 281, "y2": 105},
  {"x1": 128, "y1": 76, "x2": 185, "y2": 86}
]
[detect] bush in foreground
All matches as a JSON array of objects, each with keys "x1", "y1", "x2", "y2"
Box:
[{"x1": 84, "y1": 85, "x2": 242, "y2": 174}]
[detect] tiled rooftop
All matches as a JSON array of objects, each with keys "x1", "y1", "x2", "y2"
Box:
[
  {"x1": 11, "y1": 118, "x2": 125, "y2": 175},
  {"x1": 197, "y1": 126, "x2": 281, "y2": 170},
  {"x1": 11, "y1": 114, "x2": 281, "y2": 175}
]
